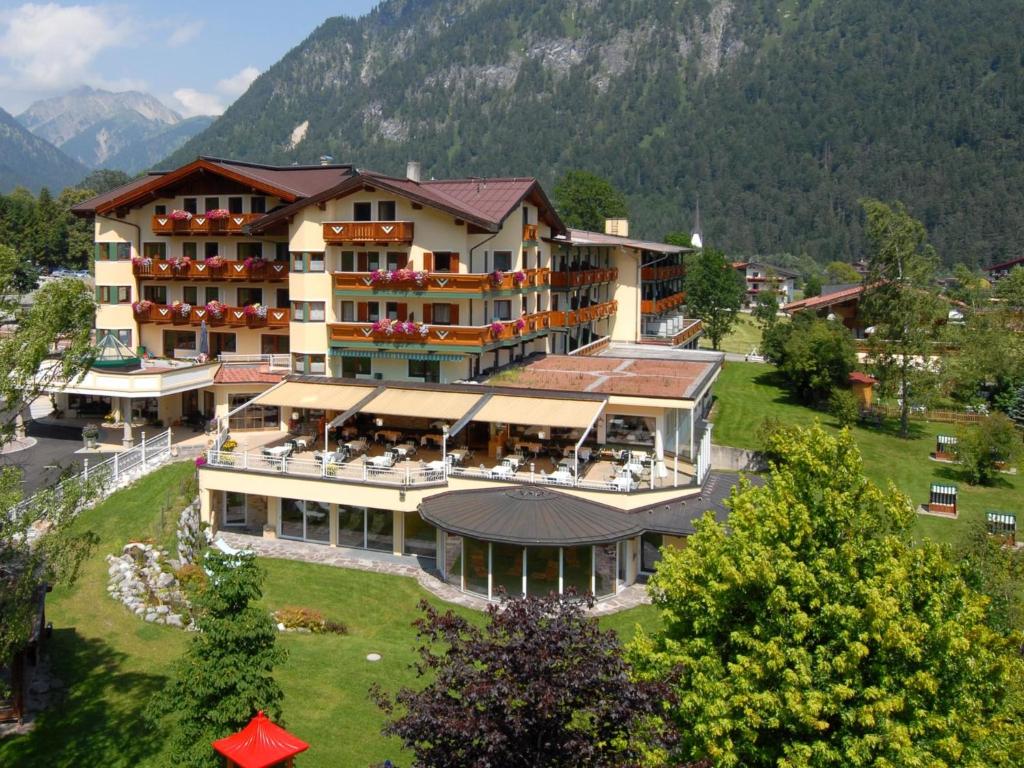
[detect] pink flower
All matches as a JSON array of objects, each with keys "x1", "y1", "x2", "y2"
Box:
[
  {"x1": 488, "y1": 270, "x2": 505, "y2": 287},
  {"x1": 206, "y1": 209, "x2": 229, "y2": 220},
  {"x1": 169, "y1": 209, "x2": 192, "y2": 221},
  {"x1": 514, "y1": 317, "x2": 526, "y2": 331},
  {"x1": 513, "y1": 270, "x2": 527, "y2": 285},
  {"x1": 194, "y1": 455, "x2": 207, "y2": 467},
  {"x1": 490, "y1": 321, "x2": 505, "y2": 336}
]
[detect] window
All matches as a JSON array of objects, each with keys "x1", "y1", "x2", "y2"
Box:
[
  {"x1": 227, "y1": 393, "x2": 279, "y2": 430},
  {"x1": 340, "y1": 251, "x2": 355, "y2": 272},
  {"x1": 340, "y1": 301, "x2": 355, "y2": 322},
  {"x1": 308, "y1": 301, "x2": 325, "y2": 322},
  {"x1": 378, "y1": 200, "x2": 396, "y2": 221},
  {"x1": 154, "y1": 205, "x2": 166, "y2": 215},
  {"x1": 290, "y1": 301, "x2": 325, "y2": 322},
  {"x1": 292, "y1": 353, "x2": 326, "y2": 375},
  {"x1": 386, "y1": 302, "x2": 400, "y2": 320},
  {"x1": 204, "y1": 287, "x2": 220, "y2": 303},
  {"x1": 342, "y1": 356, "x2": 371, "y2": 377},
  {"x1": 353, "y1": 201, "x2": 372, "y2": 221},
  {"x1": 204, "y1": 242, "x2": 218, "y2": 259},
  {"x1": 309, "y1": 252, "x2": 325, "y2": 272},
  {"x1": 275, "y1": 242, "x2": 288, "y2": 261},
  {"x1": 605, "y1": 414, "x2": 655, "y2": 447},
  {"x1": 183, "y1": 198, "x2": 197, "y2": 214},
  {"x1": 280, "y1": 498, "x2": 330, "y2": 543},
  {"x1": 143, "y1": 242, "x2": 166, "y2": 259},
  {"x1": 404, "y1": 512, "x2": 436, "y2": 557},
  {"x1": 408, "y1": 359, "x2": 440, "y2": 383},
  {"x1": 228, "y1": 197, "x2": 243, "y2": 214},
  {"x1": 204, "y1": 197, "x2": 219, "y2": 213},
  {"x1": 223, "y1": 492, "x2": 247, "y2": 526},
  {"x1": 291, "y1": 302, "x2": 305, "y2": 322},
  {"x1": 182, "y1": 242, "x2": 197, "y2": 260},
  {"x1": 238, "y1": 242, "x2": 262, "y2": 260},
  {"x1": 238, "y1": 288, "x2": 263, "y2": 306},
  {"x1": 143, "y1": 285, "x2": 167, "y2": 303},
  {"x1": 492, "y1": 300, "x2": 512, "y2": 321},
  {"x1": 115, "y1": 242, "x2": 131, "y2": 260},
  {"x1": 102, "y1": 328, "x2": 132, "y2": 347},
  {"x1": 163, "y1": 330, "x2": 196, "y2": 356},
  {"x1": 98, "y1": 286, "x2": 131, "y2": 304},
  {"x1": 493, "y1": 251, "x2": 513, "y2": 271},
  {"x1": 433, "y1": 252, "x2": 455, "y2": 272},
  {"x1": 250, "y1": 196, "x2": 266, "y2": 214},
  {"x1": 386, "y1": 251, "x2": 407, "y2": 270},
  {"x1": 182, "y1": 286, "x2": 198, "y2": 304},
  {"x1": 261, "y1": 334, "x2": 289, "y2": 354},
  {"x1": 431, "y1": 303, "x2": 451, "y2": 325},
  {"x1": 292, "y1": 252, "x2": 325, "y2": 272},
  {"x1": 291, "y1": 252, "x2": 305, "y2": 273},
  {"x1": 366, "y1": 301, "x2": 381, "y2": 322}
]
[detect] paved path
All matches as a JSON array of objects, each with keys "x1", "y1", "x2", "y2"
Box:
[{"x1": 217, "y1": 532, "x2": 651, "y2": 616}]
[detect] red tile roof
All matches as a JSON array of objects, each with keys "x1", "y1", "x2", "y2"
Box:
[
  {"x1": 213, "y1": 365, "x2": 284, "y2": 385},
  {"x1": 784, "y1": 283, "x2": 865, "y2": 313},
  {"x1": 849, "y1": 371, "x2": 877, "y2": 385}
]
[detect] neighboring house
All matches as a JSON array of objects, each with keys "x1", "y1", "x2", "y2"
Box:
[
  {"x1": 987, "y1": 256, "x2": 1024, "y2": 281},
  {"x1": 732, "y1": 261, "x2": 798, "y2": 306},
  {"x1": 783, "y1": 283, "x2": 868, "y2": 337},
  {"x1": 58, "y1": 156, "x2": 703, "y2": 430}
]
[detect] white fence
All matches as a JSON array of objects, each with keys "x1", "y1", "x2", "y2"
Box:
[
  {"x1": 217, "y1": 353, "x2": 291, "y2": 370},
  {"x1": 205, "y1": 450, "x2": 447, "y2": 487}
]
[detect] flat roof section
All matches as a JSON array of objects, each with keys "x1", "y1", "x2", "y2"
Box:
[{"x1": 487, "y1": 353, "x2": 720, "y2": 400}]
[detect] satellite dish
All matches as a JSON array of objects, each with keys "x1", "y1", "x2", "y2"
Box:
[{"x1": 690, "y1": 232, "x2": 703, "y2": 249}]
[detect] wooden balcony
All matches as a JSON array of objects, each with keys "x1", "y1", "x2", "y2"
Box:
[
  {"x1": 549, "y1": 300, "x2": 618, "y2": 328},
  {"x1": 151, "y1": 213, "x2": 264, "y2": 236},
  {"x1": 135, "y1": 304, "x2": 289, "y2": 327},
  {"x1": 133, "y1": 258, "x2": 288, "y2": 282},
  {"x1": 641, "y1": 264, "x2": 685, "y2": 281},
  {"x1": 640, "y1": 292, "x2": 686, "y2": 315},
  {"x1": 333, "y1": 268, "x2": 549, "y2": 294},
  {"x1": 522, "y1": 224, "x2": 538, "y2": 242},
  {"x1": 322, "y1": 221, "x2": 414, "y2": 244},
  {"x1": 328, "y1": 311, "x2": 550, "y2": 350},
  {"x1": 548, "y1": 267, "x2": 618, "y2": 289}
]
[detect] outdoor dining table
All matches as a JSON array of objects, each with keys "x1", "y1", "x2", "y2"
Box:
[
  {"x1": 547, "y1": 469, "x2": 575, "y2": 486},
  {"x1": 263, "y1": 444, "x2": 292, "y2": 459},
  {"x1": 290, "y1": 435, "x2": 312, "y2": 451},
  {"x1": 622, "y1": 461, "x2": 645, "y2": 476},
  {"x1": 612, "y1": 476, "x2": 634, "y2": 492},
  {"x1": 394, "y1": 443, "x2": 418, "y2": 458},
  {"x1": 488, "y1": 464, "x2": 515, "y2": 479},
  {"x1": 367, "y1": 453, "x2": 397, "y2": 468},
  {"x1": 375, "y1": 429, "x2": 403, "y2": 443},
  {"x1": 340, "y1": 426, "x2": 359, "y2": 439},
  {"x1": 448, "y1": 449, "x2": 469, "y2": 464},
  {"x1": 561, "y1": 446, "x2": 593, "y2": 461},
  {"x1": 503, "y1": 455, "x2": 525, "y2": 470},
  {"x1": 344, "y1": 439, "x2": 367, "y2": 454},
  {"x1": 419, "y1": 432, "x2": 444, "y2": 447},
  {"x1": 515, "y1": 441, "x2": 543, "y2": 455}
]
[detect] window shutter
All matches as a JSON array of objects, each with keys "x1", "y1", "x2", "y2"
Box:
[
  {"x1": 397, "y1": 302, "x2": 408, "y2": 320},
  {"x1": 94, "y1": 243, "x2": 102, "y2": 261},
  {"x1": 95, "y1": 286, "x2": 103, "y2": 302},
  {"x1": 422, "y1": 304, "x2": 433, "y2": 323},
  {"x1": 450, "y1": 303, "x2": 460, "y2": 325},
  {"x1": 357, "y1": 302, "x2": 368, "y2": 322},
  {"x1": 450, "y1": 252, "x2": 459, "y2": 272},
  {"x1": 422, "y1": 251, "x2": 433, "y2": 271},
  {"x1": 357, "y1": 252, "x2": 368, "y2": 272},
  {"x1": 108, "y1": 243, "x2": 118, "y2": 260}
]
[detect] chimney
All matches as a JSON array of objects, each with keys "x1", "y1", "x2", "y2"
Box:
[
  {"x1": 604, "y1": 218, "x2": 628, "y2": 237},
  {"x1": 406, "y1": 161, "x2": 421, "y2": 183},
  {"x1": 319, "y1": 155, "x2": 334, "y2": 166}
]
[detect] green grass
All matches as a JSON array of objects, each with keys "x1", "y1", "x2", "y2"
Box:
[
  {"x1": 712, "y1": 361, "x2": 1022, "y2": 546},
  {"x1": 698, "y1": 312, "x2": 764, "y2": 355},
  {"x1": 0, "y1": 464, "x2": 659, "y2": 768}
]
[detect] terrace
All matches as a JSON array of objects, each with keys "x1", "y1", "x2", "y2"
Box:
[
  {"x1": 333, "y1": 267, "x2": 549, "y2": 296},
  {"x1": 132, "y1": 257, "x2": 289, "y2": 282},
  {"x1": 328, "y1": 311, "x2": 550, "y2": 350},
  {"x1": 134, "y1": 303, "x2": 289, "y2": 328}
]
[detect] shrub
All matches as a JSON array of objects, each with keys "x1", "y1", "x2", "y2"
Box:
[
  {"x1": 221, "y1": 438, "x2": 238, "y2": 452},
  {"x1": 956, "y1": 412, "x2": 1022, "y2": 485},
  {"x1": 175, "y1": 563, "x2": 208, "y2": 595},
  {"x1": 829, "y1": 388, "x2": 860, "y2": 428},
  {"x1": 274, "y1": 606, "x2": 347, "y2": 634},
  {"x1": 770, "y1": 314, "x2": 857, "y2": 404}
]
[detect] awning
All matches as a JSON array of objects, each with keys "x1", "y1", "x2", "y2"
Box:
[
  {"x1": 330, "y1": 349, "x2": 465, "y2": 362},
  {"x1": 473, "y1": 394, "x2": 605, "y2": 429},
  {"x1": 252, "y1": 381, "x2": 376, "y2": 411},
  {"x1": 361, "y1": 388, "x2": 483, "y2": 421}
]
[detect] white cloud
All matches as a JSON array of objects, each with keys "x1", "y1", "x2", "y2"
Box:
[
  {"x1": 0, "y1": 3, "x2": 137, "y2": 91},
  {"x1": 167, "y1": 19, "x2": 204, "y2": 48},
  {"x1": 171, "y1": 66, "x2": 260, "y2": 117}
]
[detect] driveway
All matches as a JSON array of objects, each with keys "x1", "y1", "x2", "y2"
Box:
[{"x1": 1, "y1": 421, "x2": 115, "y2": 497}]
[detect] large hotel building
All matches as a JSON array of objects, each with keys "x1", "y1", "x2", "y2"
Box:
[{"x1": 64, "y1": 156, "x2": 725, "y2": 601}]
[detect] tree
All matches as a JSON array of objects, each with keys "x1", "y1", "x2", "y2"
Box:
[
  {"x1": 861, "y1": 199, "x2": 945, "y2": 436},
  {"x1": 551, "y1": 170, "x2": 628, "y2": 232},
  {"x1": 373, "y1": 594, "x2": 671, "y2": 768},
  {"x1": 1007, "y1": 383, "x2": 1024, "y2": 426},
  {"x1": 942, "y1": 308, "x2": 1024, "y2": 408},
  {"x1": 148, "y1": 550, "x2": 286, "y2": 768},
  {"x1": 631, "y1": 424, "x2": 1024, "y2": 768},
  {"x1": 824, "y1": 260, "x2": 862, "y2": 284},
  {"x1": 995, "y1": 266, "x2": 1024, "y2": 309},
  {"x1": 950, "y1": 263, "x2": 991, "y2": 308},
  {"x1": 767, "y1": 313, "x2": 856, "y2": 403},
  {"x1": 957, "y1": 521, "x2": 1024, "y2": 634},
  {"x1": 75, "y1": 169, "x2": 132, "y2": 195},
  {"x1": 752, "y1": 281, "x2": 780, "y2": 331},
  {"x1": 684, "y1": 248, "x2": 744, "y2": 350},
  {"x1": 828, "y1": 386, "x2": 859, "y2": 427},
  {"x1": 955, "y1": 412, "x2": 1021, "y2": 485},
  {"x1": 803, "y1": 273, "x2": 822, "y2": 298}
]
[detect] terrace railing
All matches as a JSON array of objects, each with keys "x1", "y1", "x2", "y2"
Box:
[{"x1": 204, "y1": 450, "x2": 447, "y2": 488}]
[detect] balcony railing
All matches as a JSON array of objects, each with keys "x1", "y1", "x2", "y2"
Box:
[
  {"x1": 333, "y1": 268, "x2": 549, "y2": 294},
  {"x1": 549, "y1": 300, "x2": 618, "y2": 327},
  {"x1": 549, "y1": 268, "x2": 618, "y2": 288},
  {"x1": 641, "y1": 264, "x2": 685, "y2": 281},
  {"x1": 135, "y1": 304, "x2": 289, "y2": 327},
  {"x1": 322, "y1": 221, "x2": 414, "y2": 244},
  {"x1": 151, "y1": 213, "x2": 264, "y2": 236},
  {"x1": 640, "y1": 292, "x2": 686, "y2": 315},
  {"x1": 205, "y1": 450, "x2": 447, "y2": 488},
  {"x1": 133, "y1": 258, "x2": 289, "y2": 282},
  {"x1": 329, "y1": 311, "x2": 550, "y2": 350}
]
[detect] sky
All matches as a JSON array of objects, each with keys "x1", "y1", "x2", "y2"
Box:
[{"x1": 0, "y1": 0, "x2": 380, "y2": 116}]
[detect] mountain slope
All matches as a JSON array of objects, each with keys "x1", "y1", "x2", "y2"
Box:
[
  {"x1": 19, "y1": 86, "x2": 210, "y2": 173},
  {"x1": 0, "y1": 107, "x2": 88, "y2": 193},
  {"x1": 165, "y1": 0, "x2": 1024, "y2": 267}
]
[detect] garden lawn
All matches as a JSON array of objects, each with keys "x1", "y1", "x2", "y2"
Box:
[
  {"x1": 698, "y1": 311, "x2": 764, "y2": 355},
  {"x1": 0, "y1": 463, "x2": 659, "y2": 768},
  {"x1": 711, "y1": 361, "x2": 1022, "y2": 547}
]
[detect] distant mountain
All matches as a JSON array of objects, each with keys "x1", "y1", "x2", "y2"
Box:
[
  {"x1": 0, "y1": 106, "x2": 87, "y2": 193},
  {"x1": 163, "y1": 0, "x2": 1024, "y2": 268},
  {"x1": 19, "y1": 86, "x2": 211, "y2": 174}
]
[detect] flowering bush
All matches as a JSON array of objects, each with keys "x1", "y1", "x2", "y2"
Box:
[
  {"x1": 512, "y1": 270, "x2": 528, "y2": 285},
  {"x1": 243, "y1": 304, "x2": 268, "y2": 319},
  {"x1": 170, "y1": 256, "x2": 191, "y2": 271},
  {"x1": 131, "y1": 256, "x2": 152, "y2": 267},
  {"x1": 369, "y1": 268, "x2": 428, "y2": 286},
  {"x1": 131, "y1": 299, "x2": 153, "y2": 314},
  {"x1": 177, "y1": 302, "x2": 192, "y2": 318},
  {"x1": 194, "y1": 455, "x2": 207, "y2": 468},
  {"x1": 168, "y1": 209, "x2": 192, "y2": 220},
  {"x1": 206, "y1": 208, "x2": 229, "y2": 220},
  {"x1": 244, "y1": 256, "x2": 265, "y2": 270},
  {"x1": 205, "y1": 300, "x2": 225, "y2": 319},
  {"x1": 488, "y1": 270, "x2": 505, "y2": 287},
  {"x1": 490, "y1": 321, "x2": 506, "y2": 336},
  {"x1": 205, "y1": 256, "x2": 224, "y2": 269},
  {"x1": 514, "y1": 317, "x2": 527, "y2": 331},
  {"x1": 371, "y1": 318, "x2": 429, "y2": 337}
]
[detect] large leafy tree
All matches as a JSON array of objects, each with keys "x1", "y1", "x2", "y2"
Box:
[
  {"x1": 955, "y1": 412, "x2": 1021, "y2": 486},
  {"x1": 941, "y1": 307, "x2": 1024, "y2": 408},
  {"x1": 373, "y1": 594, "x2": 672, "y2": 768},
  {"x1": 762, "y1": 314, "x2": 856, "y2": 403},
  {"x1": 684, "y1": 248, "x2": 744, "y2": 350},
  {"x1": 631, "y1": 424, "x2": 1024, "y2": 768},
  {"x1": 552, "y1": 170, "x2": 628, "y2": 232},
  {"x1": 995, "y1": 266, "x2": 1024, "y2": 310},
  {"x1": 860, "y1": 199, "x2": 945, "y2": 436}
]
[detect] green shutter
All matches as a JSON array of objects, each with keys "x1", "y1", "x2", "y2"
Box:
[
  {"x1": 108, "y1": 243, "x2": 118, "y2": 260},
  {"x1": 95, "y1": 287, "x2": 103, "y2": 302},
  {"x1": 94, "y1": 243, "x2": 102, "y2": 261}
]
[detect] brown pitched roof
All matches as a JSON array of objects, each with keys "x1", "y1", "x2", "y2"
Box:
[
  {"x1": 987, "y1": 256, "x2": 1024, "y2": 272},
  {"x1": 784, "y1": 283, "x2": 866, "y2": 313}
]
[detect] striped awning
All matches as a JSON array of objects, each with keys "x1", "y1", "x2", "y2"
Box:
[{"x1": 329, "y1": 349, "x2": 464, "y2": 362}]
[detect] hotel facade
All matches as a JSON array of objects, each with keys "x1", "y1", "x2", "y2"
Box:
[{"x1": 66, "y1": 156, "x2": 725, "y2": 601}]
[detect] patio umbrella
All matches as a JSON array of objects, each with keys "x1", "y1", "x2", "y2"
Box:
[{"x1": 198, "y1": 320, "x2": 209, "y2": 359}]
